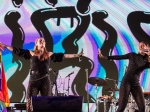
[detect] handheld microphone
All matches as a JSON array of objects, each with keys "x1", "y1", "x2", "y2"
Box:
[
  {"x1": 66, "y1": 71, "x2": 74, "y2": 78},
  {"x1": 141, "y1": 49, "x2": 150, "y2": 52},
  {"x1": 79, "y1": 56, "x2": 82, "y2": 62},
  {"x1": 79, "y1": 48, "x2": 83, "y2": 62}
]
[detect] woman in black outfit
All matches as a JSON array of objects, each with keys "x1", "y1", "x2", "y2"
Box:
[
  {"x1": 0, "y1": 37, "x2": 83, "y2": 112},
  {"x1": 98, "y1": 41, "x2": 150, "y2": 112}
]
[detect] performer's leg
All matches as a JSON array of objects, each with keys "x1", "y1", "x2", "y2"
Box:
[
  {"x1": 131, "y1": 85, "x2": 145, "y2": 112},
  {"x1": 40, "y1": 76, "x2": 51, "y2": 96},
  {"x1": 26, "y1": 80, "x2": 39, "y2": 112},
  {"x1": 26, "y1": 98, "x2": 32, "y2": 112},
  {"x1": 117, "y1": 83, "x2": 131, "y2": 112}
]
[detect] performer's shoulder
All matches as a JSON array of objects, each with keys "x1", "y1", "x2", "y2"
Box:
[{"x1": 127, "y1": 52, "x2": 137, "y2": 55}]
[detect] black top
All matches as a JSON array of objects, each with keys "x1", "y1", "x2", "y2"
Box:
[
  {"x1": 107, "y1": 52, "x2": 150, "y2": 85},
  {"x1": 30, "y1": 56, "x2": 50, "y2": 73},
  {"x1": 13, "y1": 47, "x2": 64, "y2": 72}
]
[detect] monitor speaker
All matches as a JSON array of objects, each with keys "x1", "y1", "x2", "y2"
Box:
[{"x1": 31, "y1": 96, "x2": 83, "y2": 112}]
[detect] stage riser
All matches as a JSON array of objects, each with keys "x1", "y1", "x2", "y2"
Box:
[{"x1": 31, "y1": 96, "x2": 83, "y2": 112}]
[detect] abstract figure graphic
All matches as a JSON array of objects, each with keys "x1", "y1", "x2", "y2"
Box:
[
  {"x1": 4, "y1": 11, "x2": 29, "y2": 102},
  {"x1": 4, "y1": 1, "x2": 29, "y2": 102}
]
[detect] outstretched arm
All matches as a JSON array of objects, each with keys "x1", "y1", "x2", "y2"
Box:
[
  {"x1": 98, "y1": 48, "x2": 130, "y2": 60},
  {"x1": 0, "y1": 43, "x2": 13, "y2": 51},
  {"x1": 64, "y1": 49, "x2": 84, "y2": 58},
  {"x1": 0, "y1": 42, "x2": 31, "y2": 60},
  {"x1": 50, "y1": 49, "x2": 84, "y2": 62},
  {"x1": 98, "y1": 49, "x2": 108, "y2": 59}
]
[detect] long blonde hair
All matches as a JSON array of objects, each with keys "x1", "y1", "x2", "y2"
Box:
[{"x1": 33, "y1": 37, "x2": 49, "y2": 61}]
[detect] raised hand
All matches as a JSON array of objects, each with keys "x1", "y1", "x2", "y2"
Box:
[
  {"x1": 98, "y1": 49, "x2": 108, "y2": 60},
  {"x1": 0, "y1": 42, "x2": 4, "y2": 51},
  {"x1": 98, "y1": 49, "x2": 103, "y2": 57},
  {"x1": 79, "y1": 48, "x2": 84, "y2": 57},
  {"x1": 78, "y1": 48, "x2": 84, "y2": 62}
]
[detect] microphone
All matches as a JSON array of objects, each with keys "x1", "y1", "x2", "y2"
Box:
[
  {"x1": 79, "y1": 48, "x2": 83, "y2": 62},
  {"x1": 141, "y1": 49, "x2": 150, "y2": 52},
  {"x1": 66, "y1": 71, "x2": 74, "y2": 78},
  {"x1": 79, "y1": 56, "x2": 82, "y2": 62}
]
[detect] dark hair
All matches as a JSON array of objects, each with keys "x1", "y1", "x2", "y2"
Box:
[{"x1": 140, "y1": 41, "x2": 149, "y2": 46}]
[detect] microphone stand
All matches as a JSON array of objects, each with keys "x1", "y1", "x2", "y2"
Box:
[
  {"x1": 113, "y1": 80, "x2": 118, "y2": 99},
  {"x1": 53, "y1": 71, "x2": 58, "y2": 96},
  {"x1": 106, "y1": 78, "x2": 119, "y2": 99},
  {"x1": 85, "y1": 69, "x2": 89, "y2": 112},
  {"x1": 65, "y1": 72, "x2": 74, "y2": 96},
  {"x1": 105, "y1": 78, "x2": 119, "y2": 112},
  {"x1": 67, "y1": 75, "x2": 71, "y2": 96}
]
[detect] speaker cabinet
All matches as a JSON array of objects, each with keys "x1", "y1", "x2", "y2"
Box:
[{"x1": 31, "y1": 96, "x2": 83, "y2": 112}]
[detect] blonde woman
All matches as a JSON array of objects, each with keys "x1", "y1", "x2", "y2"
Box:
[{"x1": 0, "y1": 37, "x2": 83, "y2": 112}]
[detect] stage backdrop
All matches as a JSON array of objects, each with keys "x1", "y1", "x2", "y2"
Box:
[{"x1": 0, "y1": 0, "x2": 150, "y2": 111}]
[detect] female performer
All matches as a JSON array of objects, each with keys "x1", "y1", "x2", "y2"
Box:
[
  {"x1": 98, "y1": 41, "x2": 150, "y2": 112},
  {"x1": 0, "y1": 37, "x2": 83, "y2": 112}
]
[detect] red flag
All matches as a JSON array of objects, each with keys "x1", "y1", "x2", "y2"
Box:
[{"x1": 0, "y1": 52, "x2": 10, "y2": 106}]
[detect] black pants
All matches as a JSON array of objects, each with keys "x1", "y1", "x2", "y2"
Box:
[
  {"x1": 27, "y1": 72, "x2": 51, "y2": 98},
  {"x1": 117, "y1": 82, "x2": 145, "y2": 112},
  {"x1": 26, "y1": 72, "x2": 51, "y2": 112}
]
